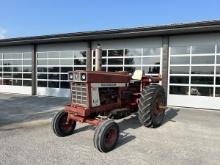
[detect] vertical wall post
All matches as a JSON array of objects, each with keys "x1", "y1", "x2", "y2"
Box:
[
  {"x1": 86, "y1": 41, "x2": 92, "y2": 71},
  {"x1": 161, "y1": 36, "x2": 169, "y2": 96},
  {"x1": 32, "y1": 44, "x2": 37, "y2": 95}
]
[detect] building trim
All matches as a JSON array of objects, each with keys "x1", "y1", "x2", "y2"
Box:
[
  {"x1": 1, "y1": 20, "x2": 220, "y2": 46},
  {"x1": 161, "y1": 36, "x2": 169, "y2": 97}
]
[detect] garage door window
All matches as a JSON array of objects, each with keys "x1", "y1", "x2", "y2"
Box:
[
  {"x1": 169, "y1": 44, "x2": 219, "y2": 97},
  {"x1": 191, "y1": 45, "x2": 215, "y2": 54},
  {"x1": 216, "y1": 88, "x2": 220, "y2": 97},
  {"x1": 0, "y1": 52, "x2": 32, "y2": 86},
  {"x1": 37, "y1": 50, "x2": 86, "y2": 89},
  {"x1": 170, "y1": 86, "x2": 189, "y2": 95},
  {"x1": 92, "y1": 48, "x2": 161, "y2": 75},
  {"x1": 169, "y1": 46, "x2": 190, "y2": 96}
]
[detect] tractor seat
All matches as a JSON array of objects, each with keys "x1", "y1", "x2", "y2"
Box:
[{"x1": 130, "y1": 70, "x2": 143, "y2": 84}]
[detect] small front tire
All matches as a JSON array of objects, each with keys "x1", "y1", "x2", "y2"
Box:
[
  {"x1": 52, "y1": 110, "x2": 76, "y2": 137},
  {"x1": 93, "y1": 120, "x2": 119, "y2": 153}
]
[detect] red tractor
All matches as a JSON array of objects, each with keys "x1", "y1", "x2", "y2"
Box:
[{"x1": 52, "y1": 69, "x2": 166, "y2": 152}]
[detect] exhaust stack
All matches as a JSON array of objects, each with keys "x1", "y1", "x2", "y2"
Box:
[{"x1": 95, "y1": 44, "x2": 102, "y2": 71}]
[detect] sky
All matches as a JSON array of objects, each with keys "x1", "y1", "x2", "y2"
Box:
[{"x1": 0, "y1": 0, "x2": 220, "y2": 39}]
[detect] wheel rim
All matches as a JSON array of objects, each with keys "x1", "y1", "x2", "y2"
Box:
[
  {"x1": 153, "y1": 96, "x2": 165, "y2": 123},
  {"x1": 104, "y1": 127, "x2": 118, "y2": 147},
  {"x1": 59, "y1": 114, "x2": 73, "y2": 133}
]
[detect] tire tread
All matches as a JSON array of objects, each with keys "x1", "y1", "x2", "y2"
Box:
[{"x1": 138, "y1": 84, "x2": 166, "y2": 128}]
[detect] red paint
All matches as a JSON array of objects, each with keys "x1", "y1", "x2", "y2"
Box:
[{"x1": 105, "y1": 127, "x2": 117, "y2": 145}]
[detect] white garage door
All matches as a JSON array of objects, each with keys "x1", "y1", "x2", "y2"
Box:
[
  {"x1": 168, "y1": 34, "x2": 220, "y2": 110},
  {"x1": 36, "y1": 50, "x2": 86, "y2": 97},
  {"x1": 0, "y1": 46, "x2": 32, "y2": 95},
  {"x1": 36, "y1": 42, "x2": 87, "y2": 97}
]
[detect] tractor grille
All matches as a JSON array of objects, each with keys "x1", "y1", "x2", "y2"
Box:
[{"x1": 71, "y1": 82, "x2": 87, "y2": 106}]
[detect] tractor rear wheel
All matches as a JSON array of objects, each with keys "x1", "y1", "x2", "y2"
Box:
[
  {"x1": 93, "y1": 120, "x2": 119, "y2": 153},
  {"x1": 52, "y1": 110, "x2": 76, "y2": 137},
  {"x1": 138, "y1": 84, "x2": 166, "y2": 128}
]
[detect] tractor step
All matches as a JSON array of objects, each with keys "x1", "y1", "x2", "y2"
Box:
[{"x1": 108, "y1": 108, "x2": 130, "y2": 119}]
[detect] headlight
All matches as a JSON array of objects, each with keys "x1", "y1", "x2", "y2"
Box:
[
  {"x1": 81, "y1": 73, "x2": 86, "y2": 81},
  {"x1": 69, "y1": 73, "x2": 73, "y2": 80}
]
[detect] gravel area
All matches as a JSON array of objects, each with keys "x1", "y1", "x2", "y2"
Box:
[{"x1": 0, "y1": 93, "x2": 220, "y2": 165}]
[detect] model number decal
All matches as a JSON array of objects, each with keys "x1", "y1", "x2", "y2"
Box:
[
  {"x1": 91, "y1": 83, "x2": 127, "y2": 88},
  {"x1": 101, "y1": 83, "x2": 116, "y2": 87}
]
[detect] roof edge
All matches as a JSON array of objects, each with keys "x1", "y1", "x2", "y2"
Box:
[{"x1": 1, "y1": 20, "x2": 220, "y2": 46}]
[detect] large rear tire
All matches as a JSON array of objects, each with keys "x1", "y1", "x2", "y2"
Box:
[
  {"x1": 93, "y1": 120, "x2": 119, "y2": 153},
  {"x1": 138, "y1": 84, "x2": 166, "y2": 128},
  {"x1": 52, "y1": 110, "x2": 76, "y2": 137}
]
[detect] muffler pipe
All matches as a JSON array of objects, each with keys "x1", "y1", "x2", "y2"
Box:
[{"x1": 95, "y1": 44, "x2": 102, "y2": 71}]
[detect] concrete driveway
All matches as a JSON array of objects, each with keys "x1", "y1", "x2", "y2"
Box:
[
  {"x1": 0, "y1": 93, "x2": 68, "y2": 127},
  {"x1": 0, "y1": 93, "x2": 220, "y2": 165}
]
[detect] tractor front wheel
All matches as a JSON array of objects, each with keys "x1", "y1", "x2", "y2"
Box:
[
  {"x1": 138, "y1": 84, "x2": 166, "y2": 128},
  {"x1": 93, "y1": 120, "x2": 119, "y2": 153},
  {"x1": 52, "y1": 110, "x2": 76, "y2": 137}
]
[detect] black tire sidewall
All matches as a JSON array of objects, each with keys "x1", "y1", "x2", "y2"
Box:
[
  {"x1": 52, "y1": 110, "x2": 76, "y2": 137},
  {"x1": 94, "y1": 120, "x2": 119, "y2": 152}
]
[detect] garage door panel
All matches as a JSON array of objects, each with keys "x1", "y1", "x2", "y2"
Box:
[
  {"x1": 0, "y1": 49, "x2": 33, "y2": 95},
  {"x1": 168, "y1": 36, "x2": 220, "y2": 110},
  {"x1": 168, "y1": 95, "x2": 220, "y2": 110},
  {"x1": 36, "y1": 50, "x2": 86, "y2": 97},
  {"x1": 0, "y1": 85, "x2": 31, "y2": 95},
  {"x1": 37, "y1": 87, "x2": 70, "y2": 97}
]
